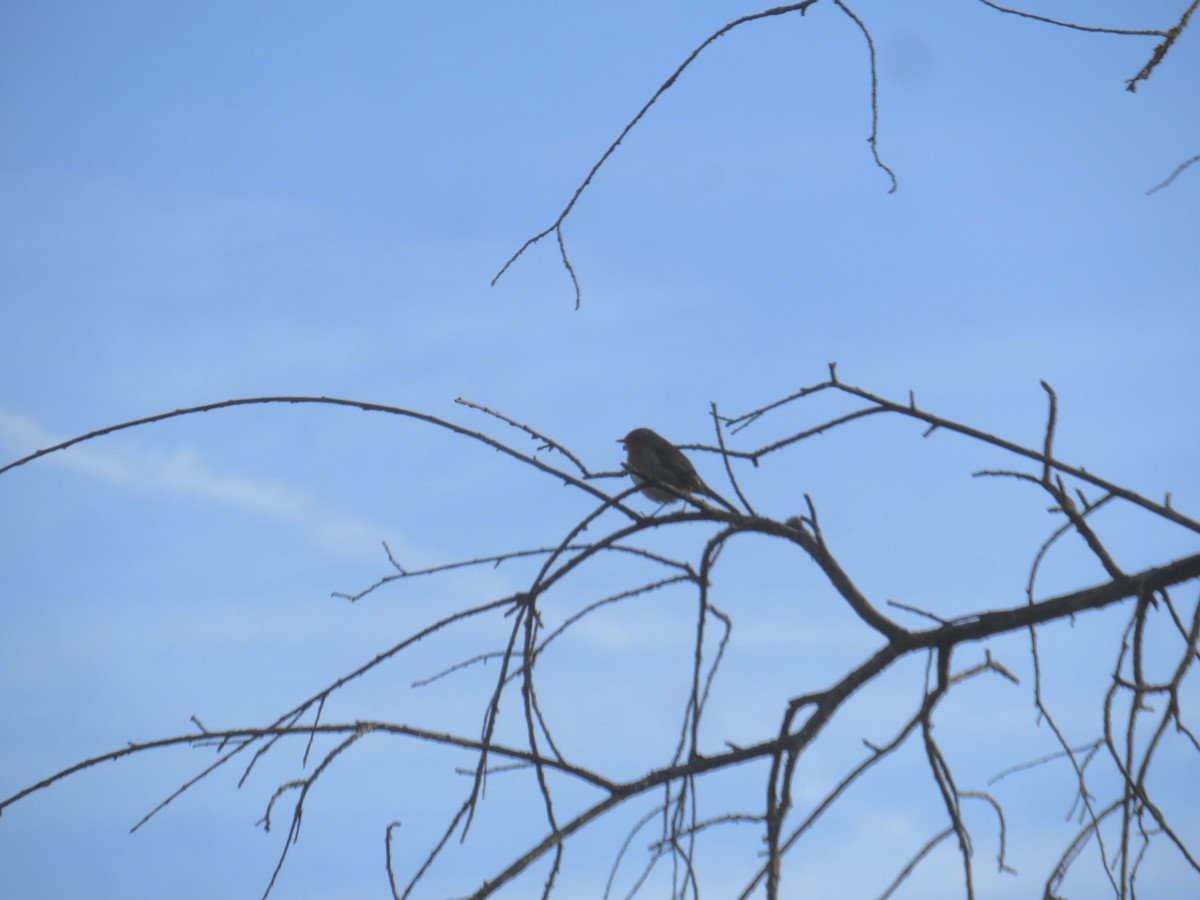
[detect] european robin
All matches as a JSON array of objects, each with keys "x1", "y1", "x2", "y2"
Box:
[{"x1": 618, "y1": 428, "x2": 736, "y2": 511}]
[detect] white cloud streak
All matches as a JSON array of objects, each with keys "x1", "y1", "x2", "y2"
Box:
[{"x1": 0, "y1": 408, "x2": 400, "y2": 561}]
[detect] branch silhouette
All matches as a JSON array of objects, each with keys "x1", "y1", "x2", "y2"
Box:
[
  {"x1": 491, "y1": 1, "x2": 1192, "y2": 306},
  {"x1": 2, "y1": 371, "x2": 1197, "y2": 897},
  {"x1": 492, "y1": 2, "x2": 852, "y2": 308}
]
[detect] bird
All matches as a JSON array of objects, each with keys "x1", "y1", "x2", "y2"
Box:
[{"x1": 618, "y1": 427, "x2": 737, "y2": 512}]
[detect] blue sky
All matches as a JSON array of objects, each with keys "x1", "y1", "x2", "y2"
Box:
[{"x1": 1, "y1": 2, "x2": 1198, "y2": 898}]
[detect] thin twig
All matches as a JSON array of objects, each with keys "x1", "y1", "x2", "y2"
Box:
[
  {"x1": 1146, "y1": 152, "x2": 1200, "y2": 195},
  {"x1": 832, "y1": 0, "x2": 898, "y2": 191},
  {"x1": 491, "y1": 3, "x2": 820, "y2": 306}
]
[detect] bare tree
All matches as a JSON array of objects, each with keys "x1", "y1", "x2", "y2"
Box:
[
  {"x1": 3, "y1": 366, "x2": 1197, "y2": 897},
  {"x1": 3, "y1": 4, "x2": 1196, "y2": 898}
]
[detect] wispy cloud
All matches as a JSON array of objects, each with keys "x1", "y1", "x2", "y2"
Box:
[{"x1": 0, "y1": 408, "x2": 402, "y2": 561}]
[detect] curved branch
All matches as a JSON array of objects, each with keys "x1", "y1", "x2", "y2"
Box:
[
  {"x1": 832, "y1": 0, "x2": 897, "y2": 192},
  {"x1": 770, "y1": 515, "x2": 908, "y2": 640},
  {"x1": 973, "y1": 0, "x2": 1167, "y2": 37},
  {"x1": 819, "y1": 379, "x2": 1199, "y2": 535},
  {"x1": 0, "y1": 396, "x2": 614, "y2": 505},
  {"x1": 1147, "y1": 152, "x2": 1200, "y2": 194},
  {"x1": 973, "y1": 0, "x2": 1194, "y2": 93},
  {"x1": 491, "y1": 2, "x2": 820, "y2": 306},
  {"x1": 0, "y1": 722, "x2": 616, "y2": 818}
]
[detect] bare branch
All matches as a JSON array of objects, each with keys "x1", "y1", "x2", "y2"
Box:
[
  {"x1": 1147, "y1": 152, "x2": 1200, "y2": 194},
  {"x1": 832, "y1": 0, "x2": 898, "y2": 192},
  {"x1": 0, "y1": 396, "x2": 618, "y2": 509},
  {"x1": 491, "y1": 2, "x2": 821, "y2": 306},
  {"x1": 973, "y1": 0, "x2": 1167, "y2": 37},
  {"x1": 709, "y1": 402, "x2": 756, "y2": 516},
  {"x1": 727, "y1": 375, "x2": 1200, "y2": 535},
  {"x1": 455, "y1": 397, "x2": 591, "y2": 476},
  {"x1": 1127, "y1": 0, "x2": 1200, "y2": 91},
  {"x1": 879, "y1": 828, "x2": 955, "y2": 899}
]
